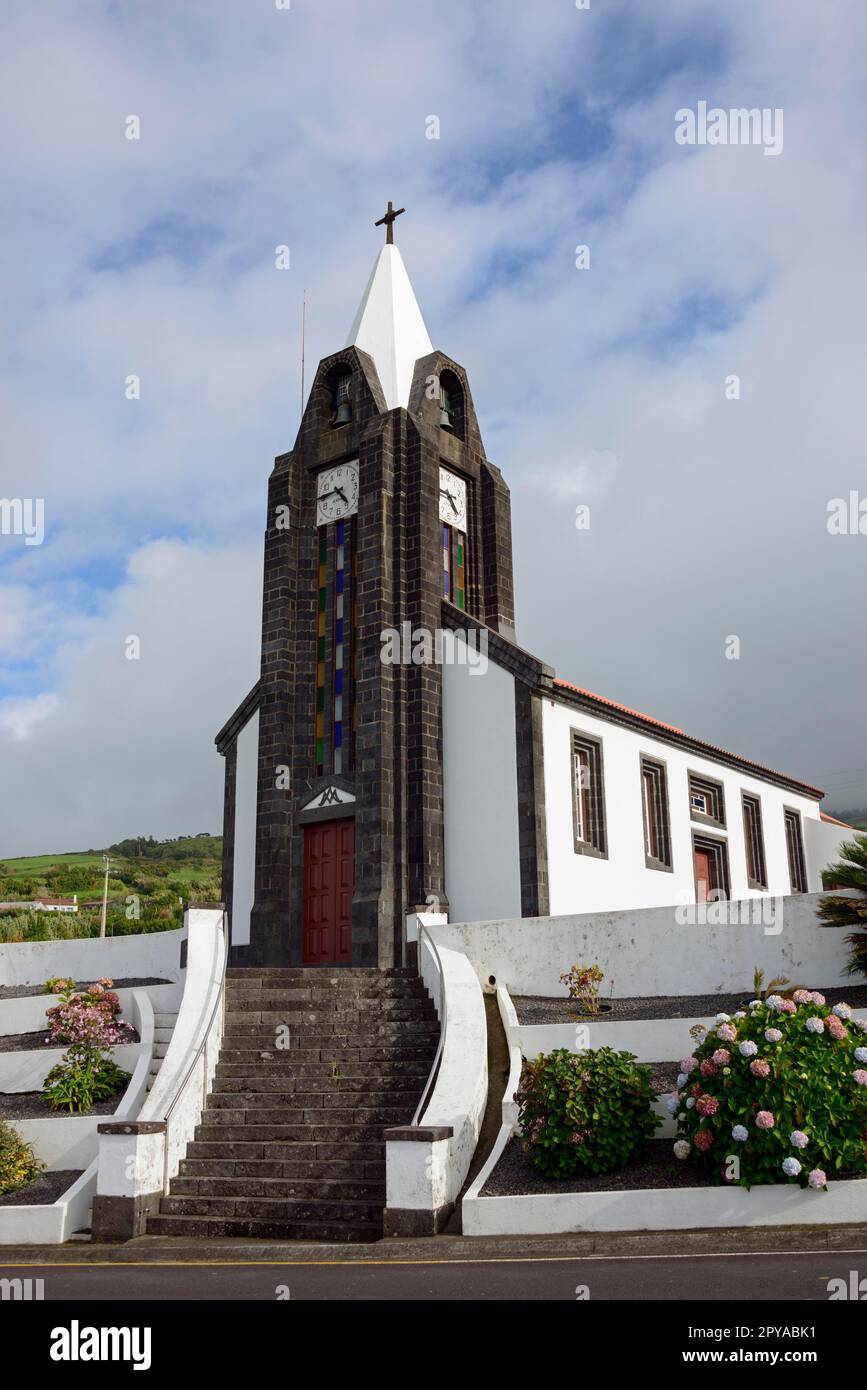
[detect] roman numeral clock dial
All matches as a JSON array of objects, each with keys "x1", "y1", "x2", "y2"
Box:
[{"x1": 316, "y1": 461, "x2": 359, "y2": 525}]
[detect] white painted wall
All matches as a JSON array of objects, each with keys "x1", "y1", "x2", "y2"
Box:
[
  {"x1": 542, "y1": 696, "x2": 826, "y2": 917},
  {"x1": 0, "y1": 927, "x2": 186, "y2": 989},
  {"x1": 805, "y1": 817, "x2": 859, "y2": 886},
  {"x1": 438, "y1": 892, "x2": 853, "y2": 999},
  {"x1": 231, "y1": 708, "x2": 259, "y2": 947},
  {"x1": 443, "y1": 657, "x2": 522, "y2": 923}
]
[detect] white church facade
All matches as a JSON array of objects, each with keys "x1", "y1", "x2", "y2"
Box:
[{"x1": 218, "y1": 210, "x2": 849, "y2": 965}]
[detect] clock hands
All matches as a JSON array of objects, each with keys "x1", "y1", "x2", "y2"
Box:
[
  {"x1": 320, "y1": 486, "x2": 349, "y2": 505},
  {"x1": 439, "y1": 487, "x2": 458, "y2": 515}
]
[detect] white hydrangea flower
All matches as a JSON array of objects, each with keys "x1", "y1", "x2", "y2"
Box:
[
  {"x1": 677, "y1": 1072, "x2": 688, "y2": 1088},
  {"x1": 715, "y1": 1012, "x2": 731, "y2": 1024},
  {"x1": 686, "y1": 1097, "x2": 696, "y2": 1109},
  {"x1": 738, "y1": 1040, "x2": 758, "y2": 1057},
  {"x1": 731, "y1": 1125, "x2": 748, "y2": 1142},
  {"x1": 782, "y1": 1157, "x2": 802, "y2": 1177},
  {"x1": 673, "y1": 1140, "x2": 691, "y2": 1160},
  {"x1": 666, "y1": 1096, "x2": 679, "y2": 1114},
  {"x1": 854, "y1": 1047, "x2": 867, "y2": 1065}
]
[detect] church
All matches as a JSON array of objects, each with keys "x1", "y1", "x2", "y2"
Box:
[{"x1": 216, "y1": 206, "x2": 836, "y2": 969}]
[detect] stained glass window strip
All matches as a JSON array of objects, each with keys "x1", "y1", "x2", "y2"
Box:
[
  {"x1": 443, "y1": 525, "x2": 466, "y2": 610},
  {"x1": 315, "y1": 527, "x2": 327, "y2": 774},
  {"x1": 333, "y1": 520, "x2": 346, "y2": 773}
]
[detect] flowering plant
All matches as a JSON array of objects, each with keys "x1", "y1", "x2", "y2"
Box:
[
  {"x1": 44, "y1": 978, "x2": 122, "y2": 1048},
  {"x1": 672, "y1": 992, "x2": 867, "y2": 1188},
  {"x1": 0, "y1": 1120, "x2": 42, "y2": 1195},
  {"x1": 559, "y1": 962, "x2": 605, "y2": 1016},
  {"x1": 518, "y1": 1047, "x2": 658, "y2": 1178}
]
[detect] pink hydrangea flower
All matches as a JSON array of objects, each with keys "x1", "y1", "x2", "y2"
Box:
[
  {"x1": 792, "y1": 989, "x2": 812, "y2": 1004},
  {"x1": 853, "y1": 1070, "x2": 867, "y2": 1087},
  {"x1": 827, "y1": 1016, "x2": 848, "y2": 1041},
  {"x1": 750, "y1": 1059, "x2": 770, "y2": 1078},
  {"x1": 694, "y1": 1128, "x2": 713, "y2": 1152},
  {"x1": 808, "y1": 1169, "x2": 827, "y2": 1190},
  {"x1": 716, "y1": 1024, "x2": 737, "y2": 1042},
  {"x1": 810, "y1": 992, "x2": 826, "y2": 1006},
  {"x1": 680, "y1": 1057, "x2": 698, "y2": 1074},
  {"x1": 711, "y1": 1048, "x2": 730, "y2": 1065},
  {"x1": 697, "y1": 1094, "x2": 719, "y2": 1117},
  {"x1": 700, "y1": 1059, "x2": 718, "y2": 1078},
  {"x1": 790, "y1": 1131, "x2": 809, "y2": 1148},
  {"x1": 756, "y1": 1111, "x2": 775, "y2": 1130},
  {"x1": 779, "y1": 999, "x2": 797, "y2": 1014},
  {"x1": 764, "y1": 1028, "x2": 783, "y2": 1043}
]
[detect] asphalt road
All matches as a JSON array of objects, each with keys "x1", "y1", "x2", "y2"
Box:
[{"x1": 3, "y1": 1246, "x2": 867, "y2": 1300}]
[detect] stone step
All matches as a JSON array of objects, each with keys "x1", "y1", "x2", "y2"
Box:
[
  {"x1": 179, "y1": 1156, "x2": 384, "y2": 1181},
  {"x1": 145, "y1": 1214, "x2": 380, "y2": 1242},
  {"x1": 185, "y1": 1139, "x2": 385, "y2": 1164},
  {"x1": 199, "y1": 1105, "x2": 409, "y2": 1127},
  {"x1": 194, "y1": 1123, "x2": 390, "y2": 1144},
  {"x1": 225, "y1": 994, "x2": 433, "y2": 1012},
  {"x1": 225, "y1": 978, "x2": 428, "y2": 996},
  {"x1": 226, "y1": 967, "x2": 414, "y2": 979},
  {"x1": 218, "y1": 1044, "x2": 437, "y2": 1063},
  {"x1": 223, "y1": 1007, "x2": 437, "y2": 1026},
  {"x1": 214, "y1": 1060, "x2": 432, "y2": 1080},
  {"x1": 171, "y1": 1176, "x2": 385, "y2": 1201},
  {"x1": 212, "y1": 1074, "x2": 425, "y2": 1094},
  {"x1": 159, "y1": 1193, "x2": 382, "y2": 1223},
  {"x1": 206, "y1": 1089, "x2": 418, "y2": 1110},
  {"x1": 222, "y1": 1017, "x2": 436, "y2": 1039}
]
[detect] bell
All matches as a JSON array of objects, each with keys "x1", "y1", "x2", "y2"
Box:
[
  {"x1": 439, "y1": 405, "x2": 452, "y2": 430},
  {"x1": 335, "y1": 401, "x2": 352, "y2": 425}
]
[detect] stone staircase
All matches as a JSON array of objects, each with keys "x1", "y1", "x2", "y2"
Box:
[
  {"x1": 146, "y1": 967, "x2": 439, "y2": 1242},
  {"x1": 146, "y1": 1010, "x2": 179, "y2": 1092}
]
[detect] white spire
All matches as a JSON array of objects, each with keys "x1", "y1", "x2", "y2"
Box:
[{"x1": 345, "y1": 243, "x2": 433, "y2": 411}]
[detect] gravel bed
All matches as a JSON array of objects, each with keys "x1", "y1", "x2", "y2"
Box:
[
  {"x1": 0, "y1": 1170, "x2": 83, "y2": 1207},
  {"x1": 513, "y1": 984, "x2": 867, "y2": 1026},
  {"x1": 483, "y1": 1136, "x2": 863, "y2": 1196},
  {"x1": 0, "y1": 977, "x2": 167, "y2": 1001},
  {"x1": 0, "y1": 1088, "x2": 127, "y2": 1119},
  {"x1": 0, "y1": 1025, "x2": 140, "y2": 1053},
  {"x1": 648, "y1": 1061, "x2": 679, "y2": 1095}
]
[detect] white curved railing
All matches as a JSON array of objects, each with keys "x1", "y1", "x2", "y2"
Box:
[
  {"x1": 462, "y1": 983, "x2": 524, "y2": 1214},
  {"x1": 411, "y1": 923, "x2": 446, "y2": 1124},
  {"x1": 91, "y1": 907, "x2": 227, "y2": 1240},
  {"x1": 385, "y1": 933, "x2": 487, "y2": 1234}
]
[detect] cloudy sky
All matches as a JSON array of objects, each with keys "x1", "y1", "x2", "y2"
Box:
[{"x1": 1, "y1": 0, "x2": 865, "y2": 857}]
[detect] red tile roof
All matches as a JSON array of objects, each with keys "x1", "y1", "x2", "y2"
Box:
[
  {"x1": 551, "y1": 678, "x2": 825, "y2": 799},
  {"x1": 820, "y1": 812, "x2": 854, "y2": 828}
]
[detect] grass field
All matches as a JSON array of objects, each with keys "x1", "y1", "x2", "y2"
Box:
[{"x1": 0, "y1": 837, "x2": 223, "y2": 942}]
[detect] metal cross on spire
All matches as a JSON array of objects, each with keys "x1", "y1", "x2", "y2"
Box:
[{"x1": 374, "y1": 200, "x2": 405, "y2": 245}]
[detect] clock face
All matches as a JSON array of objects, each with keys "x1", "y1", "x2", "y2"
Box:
[
  {"x1": 316, "y1": 460, "x2": 359, "y2": 525},
  {"x1": 439, "y1": 467, "x2": 468, "y2": 531}
]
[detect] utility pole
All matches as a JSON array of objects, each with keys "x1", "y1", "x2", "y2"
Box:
[{"x1": 99, "y1": 855, "x2": 110, "y2": 939}]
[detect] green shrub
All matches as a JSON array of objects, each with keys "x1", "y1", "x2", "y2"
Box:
[
  {"x1": 672, "y1": 992, "x2": 867, "y2": 1187},
  {"x1": 42, "y1": 1049, "x2": 131, "y2": 1114},
  {"x1": 517, "y1": 1046, "x2": 659, "y2": 1178},
  {"x1": 0, "y1": 1120, "x2": 42, "y2": 1195},
  {"x1": 818, "y1": 834, "x2": 867, "y2": 978}
]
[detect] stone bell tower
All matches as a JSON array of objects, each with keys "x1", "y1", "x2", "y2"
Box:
[{"x1": 217, "y1": 205, "x2": 516, "y2": 968}]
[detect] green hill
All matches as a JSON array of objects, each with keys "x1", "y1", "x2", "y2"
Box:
[{"x1": 0, "y1": 835, "x2": 223, "y2": 943}]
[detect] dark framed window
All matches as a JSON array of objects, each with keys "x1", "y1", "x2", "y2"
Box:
[
  {"x1": 571, "y1": 730, "x2": 607, "y2": 857},
  {"x1": 693, "y1": 832, "x2": 731, "y2": 902},
  {"x1": 640, "y1": 755, "x2": 672, "y2": 870},
  {"x1": 688, "y1": 772, "x2": 725, "y2": 828},
  {"x1": 742, "y1": 793, "x2": 767, "y2": 890},
  {"x1": 784, "y1": 808, "x2": 808, "y2": 894}
]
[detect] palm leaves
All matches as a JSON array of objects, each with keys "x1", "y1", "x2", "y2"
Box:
[{"x1": 818, "y1": 834, "x2": 867, "y2": 977}]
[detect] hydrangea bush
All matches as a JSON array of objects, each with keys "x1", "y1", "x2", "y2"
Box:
[
  {"x1": 45, "y1": 977, "x2": 123, "y2": 1048},
  {"x1": 518, "y1": 1047, "x2": 659, "y2": 1178},
  {"x1": 672, "y1": 991, "x2": 867, "y2": 1188}
]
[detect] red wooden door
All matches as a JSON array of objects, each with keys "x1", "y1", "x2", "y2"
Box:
[
  {"x1": 303, "y1": 819, "x2": 354, "y2": 964},
  {"x1": 694, "y1": 848, "x2": 712, "y2": 903}
]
